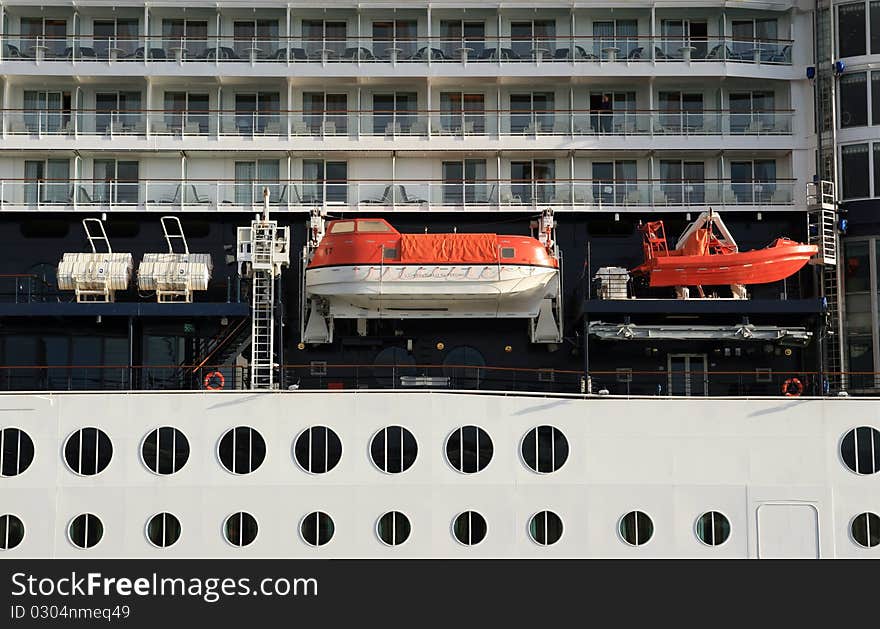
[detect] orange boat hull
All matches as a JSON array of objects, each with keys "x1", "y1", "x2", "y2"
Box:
[{"x1": 636, "y1": 243, "x2": 818, "y2": 287}]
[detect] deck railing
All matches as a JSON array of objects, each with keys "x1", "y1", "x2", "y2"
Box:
[
  {"x1": 0, "y1": 108, "x2": 795, "y2": 138},
  {"x1": 0, "y1": 365, "x2": 870, "y2": 397},
  {"x1": 0, "y1": 178, "x2": 797, "y2": 210},
  {"x1": 0, "y1": 35, "x2": 794, "y2": 65}
]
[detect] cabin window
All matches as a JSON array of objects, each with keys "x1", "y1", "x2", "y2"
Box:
[
  {"x1": 0, "y1": 427, "x2": 34, "y2": 477},
  {"x1": 146, "y1": 512, "x2": 182, "y2": 548},
  {"x1": 500, "y1": 247, "x2": 516, "y2": 259},
  {"x1": 358, "y1": 220, "x2": 392, "y2": 232},
  {"x1": 293, "y1": 426, "x2": 342, "y2": 474},
  {"x1": 301, "y1": 511, "x2": 335, "y2": 547},
  {"x1": 330, "y1": 221, "x2": 355, "y2": 234},
  {"x1": 370, "y1": 425, "x2": 418, "y2": 473},
  {"x1": 619, "y1": 510, "x2": 654, "y2": 546},
  {"x1": 376, "y1": 511, "x2": 411, "y2": 546},
  {"x1": 383, "y1": 247, "x2": 398, "y2": 260},
  {"x1": 141, "y1": 427, "x2": 190, "y2": 475},
  {"x1": 840, "y1": 426, "x2": 880, "y2": 474},
  {"x1": 695, "y1": 511, "x2": 731, "y2": 547},
  {"x1": 755, "y1": 368, "x2": 773, "y2": 383},
  {"x1": 616, "y1": 368, "x2": 633, "y2": 383},
  {"x1": 453, "y1": 511, "x2": 488, "y2": 546},
  {"x1": 64, "y1": 427, "x2": 113, "y2": 476},
  {"x1": 851, "y1": 512, "x2": 880, "y2": 548},
  {"x1": 217, "y1": 426, "x2": 266, "y2": 475},
  {"x1": 529, "y1": 510, "x2": 564, "y2": 546},
  {"x1": 0, "y1": 514, "x2": 25, "y2": 550},
  {"x1": 224, "y1": 511, "x2": 258, "y2": 547},
  {"x1": 521, "y1": 425, "x2": 569, "y2": 473},
  {"x1": 68, "y1": 513, "x2": 103, "y2": 549},
  {"x1": 446, "y1": 425, "x2": 493, "y2": 474}
]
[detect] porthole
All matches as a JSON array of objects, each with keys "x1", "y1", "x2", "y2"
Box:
[
  {"x1": 68, "y1": 513, "x2": 103, "y2": 549},
  {"x1": 142, "y1": 427, "x2": 190, "y2": 475},
  {"x1": 300, "y1": 511, "x2": 335, "y2": 547},
  {"x1": 218, "y1": 427, "x2": 266, "y2": 475},
  {"x1": 452, "y1": 511, "x2": 487, "y2": 546},
  {"x1": 446, "y1": 426, "x2": 493, "y2": 474},
  {"x1": 63, "y1": 428, "x2": 112, "y2": 476},
  {"x1": 840, "y1": 426, "x2": 880, "y2": 475},
  {"x1": 619, "y1": 511, "x2": 653, "y2": 547},
  {"x1": 376, "y1": 511, "x2": 411, "y2": 546},
  {"x1": 1, "y1": 427, "x2": 35, "y2": 477},
  {"x1": 224, "y1": 512, "x2": 258, "y2": 547},
  {"x1": 0, "y1": 514, "x2": 25, "y2": 550},
  {"x1": 695, "y1": 511, "x2": 730, "y2": 547},
  {"x1": 370, "y1": 426, "x2": 417, "y2": 473},
  {"x1": 520, "y1": 426, "x2": 569, "y2": 473},
  {"x1": 851, "y1": 512, "x2": 880, "y2": 548},
  {"x1": 528, "y1": 510, "x2": 563, "y2": 546},
  {"x1": 146, "y1": 512, "x2": 182, "y2": 548},
  {"x1": 293, "y1": 426, "x2": 342, "y2": 474}
]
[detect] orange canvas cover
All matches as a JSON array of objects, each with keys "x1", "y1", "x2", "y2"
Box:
[
  {"x1": 399, "y1": 233, "x2": 500, "y2": 264},
  {"x1": 680, "y1": 229, "x2": 710, "y2": 256}
]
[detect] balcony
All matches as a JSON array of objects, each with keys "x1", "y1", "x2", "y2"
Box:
[
  {"x1": 0, "y1": 178, "x2": 797, "y2": 213},
  {"x1": 0, "y1": 108, "x2": 794, "y2": 140},
  {"x1": 0, "y1": 34, "x2": 794, "y2": 66}
]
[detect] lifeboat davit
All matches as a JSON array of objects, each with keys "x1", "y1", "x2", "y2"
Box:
[
  {"x1": 631, "y1": 210, "x2": 818, "y2": 288},
  {"x1": 305, "y1": 218, "x2": 559, "y2": 318}
]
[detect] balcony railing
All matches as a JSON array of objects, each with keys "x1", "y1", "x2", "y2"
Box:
[
  {"x1": 0, "y1": 365, "x2": 871, "y2": 397},
  {"x1": 0, "y1": 108, "x2": 795, "y2": 138},
  {"x1": 0, "y1": 35, "x2": 794, "y2": 65},
  {"x1": 0, "y1": 178, "x2": 796, "y2": 211}
]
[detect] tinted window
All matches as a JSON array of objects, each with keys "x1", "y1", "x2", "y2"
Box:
[
  {"x1": 64, "y1": 428, "x2": 113, "y2": 476},
  {"x1": 453, "y1": 511, "x2": 487, "y2": 546},
  {"x1": 839, "y1": 2, "x2": 867, "y2": 57},
  {"x1": 851, "y1": 512, "x2": 880, "y2": 548},
  {"x1": 842, "y1": 144, "x2": 870, "y2": 199},
  {"x1": 841, "y1": 426, "x2": 880, "y2": 474},
  {"x1": 146, "y1": 512, "x2": 182, "y2": 548},
  {"x1": 0, "y1": 428, "x2": 35, "y2": 477},
  {"x1": 377, "y1": 511, "x2": 411, "y2": 546},
  {"x1": 840, "y1": 73, "x2": 867, "y2": 127},
  {"x1": 446, "y1": 426, "x2": 493, "y2": 473},
  {"x1": 69, "y1": 513, "x2": 103, "y2": 549},
  {"x1": 293, "y1": 426, "x2": 342, "y2": 474},
  {"x1": 619, "y1": 511, "x2": 653, "y2": 546},
  {"x1": 521, "y1": 426, "x2": 569, "y2": 473},
  {"x1": 224, "y1": 512, "x2": 258, "y2": 547},
  {"x1": 142, "y1": 427, "x2": 189, "y2": 475},
  {"x1": 301, "y1": 511, "x2": 335, "y2": 547},
  {"x1": 528, "y1": 511, "x2": 563, "y2": 546},
  {"x1": 370, "y1": 426, "x2": 417, "y2": 473},
  {"x1": 0, "y1": 514, "x2": 25, "y2": 550},
  {"x1": 695, "y1": 511, "x2": 731, "y2": 546},
  {"x1": 218, "y1": 427, "x2": 266, "y2": 475}
]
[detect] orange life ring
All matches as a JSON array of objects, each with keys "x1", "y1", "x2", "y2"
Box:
[
  {"x1": 204, "y1": 371, "x2": 225, "y2": 391},
  {"x1": 782, "y1": 377, "x2": 803, "y2": 397}
]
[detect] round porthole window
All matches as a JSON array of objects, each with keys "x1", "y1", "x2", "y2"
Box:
[
  {"x1": 446, "y1": 426, "x2": 493, "y2": 474},
  {"x1": 224, "y1": 511, "x2": 258, "y2": 547},
  {"x1": 851, "y1": 512, "x2": 880, "y2": 549},
  {"x1": 376, "y1": 511, "x2": 411, "y2": 546},
  {"x1": 68, "y1": 513, "x2": 103, "y2": 549},
  {"x1": 695, "y1": 511, "x2": 730, "y2": 547},
  {"x1": 619, "y1": 510, "x2": 653, "y2": 547},
  {"x1": 840, "y1": 427, "x2": 880, "y2": 475},
  {"x1": 64, "y1": 428, "x2": 112, "y2": 476},
  {"x1": 300, "y1": 511, "x2": 335, "y2": 547},
  {"x1": 452, "y1": 511, "x2": 487, "y2": 546},
  {"x1": 528, "y1": 510, "x2": 563, "y2": 546},
  {"x1": 146, "y1": 512, "x2": 182, "y2": 548},
  {"x1": 0, "y1": 428, "x2": 35, "y2": 477}
]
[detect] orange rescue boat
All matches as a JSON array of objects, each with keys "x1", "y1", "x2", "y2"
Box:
[{"x1": 631, "y1": 210, "x2": 818, "y2": 288}]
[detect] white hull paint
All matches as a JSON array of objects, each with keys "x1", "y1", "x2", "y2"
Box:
[
  {"x1": 1, "y1": 390, "x2": 876, "y2": 558},
  {"x1": 306, "y1": 264, "x2": 558, "y2": 317}
]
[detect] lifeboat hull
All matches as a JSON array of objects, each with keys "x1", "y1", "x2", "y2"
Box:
[
  {"x1": 638, "y1": 243, "x2": 817, "y2": 287},
  {"x1": 305, "y1": 263, "x2": 558, "y2": 318}
]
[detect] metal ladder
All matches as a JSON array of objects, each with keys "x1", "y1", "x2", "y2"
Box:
[
  {"x1": 250, "y1": 223, "x2": 277, "y2": 389},
  {"x1": 806, "y1": 181, "x2": 844, "y2": 392}
]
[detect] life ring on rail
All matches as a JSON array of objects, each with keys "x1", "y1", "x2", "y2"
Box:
[
  {"x1": 204, "y1": 371, "x2": 225, "y2": 391},
  {"x1": 782, "y1": 377, "x2": 803, "y2": 397}
]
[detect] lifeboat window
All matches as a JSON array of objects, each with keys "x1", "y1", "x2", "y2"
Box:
[
  {"x1": 0, "y1": 427, "x2": 35, "y2": 477},
  {"x1": 218, "y1": 426, "x2": 266, "y2": 475},
  {"x1": 141, "y1": 426, "x2": 190, "y2": 475},
  {"x1": 301, "y1": 511, "x2": 335, "y2": 547},
  {"x1": 500, "y1": 247, "x2": 516, "y2": 259},
  {"x1": 453, "y1": 511, "x2": 488, "y2": 546},
  {"x1": 529, "y1": 510, "x2": 564, "y2": 546},
  {"x1": 330, "y1": 221, "x2": 355, "y2": 234},
  {"x1": 383, "y1": 247, "x2": 398, "y2": 260},
  {"x1": 357, "y1": 220, "x2": 392, "y2": 233},
  {"x1": 0, "y1": 514, "x2": 24, "y2": 550},
  {"x1": 64, "y1": 427, "x2": 113, "y2": 476},
  {"x1": 146, "y1": 512, "x2": 182, "y2": 549}
]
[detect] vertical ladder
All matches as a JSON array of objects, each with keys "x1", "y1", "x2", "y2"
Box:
[
  {"x1": 806, "y1": 181, "x2": 844, "y2": 392},
  {"x1": 250, "y1": 222, "x2": 276, "y2": 389}
]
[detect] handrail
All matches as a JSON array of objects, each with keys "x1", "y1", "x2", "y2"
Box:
[
  {"x1": 0, "y1": 107, "x2": 797, "y2": 115},
  {"x1": 0, "y1": 177, "x2": 799, "y2": 183}
]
